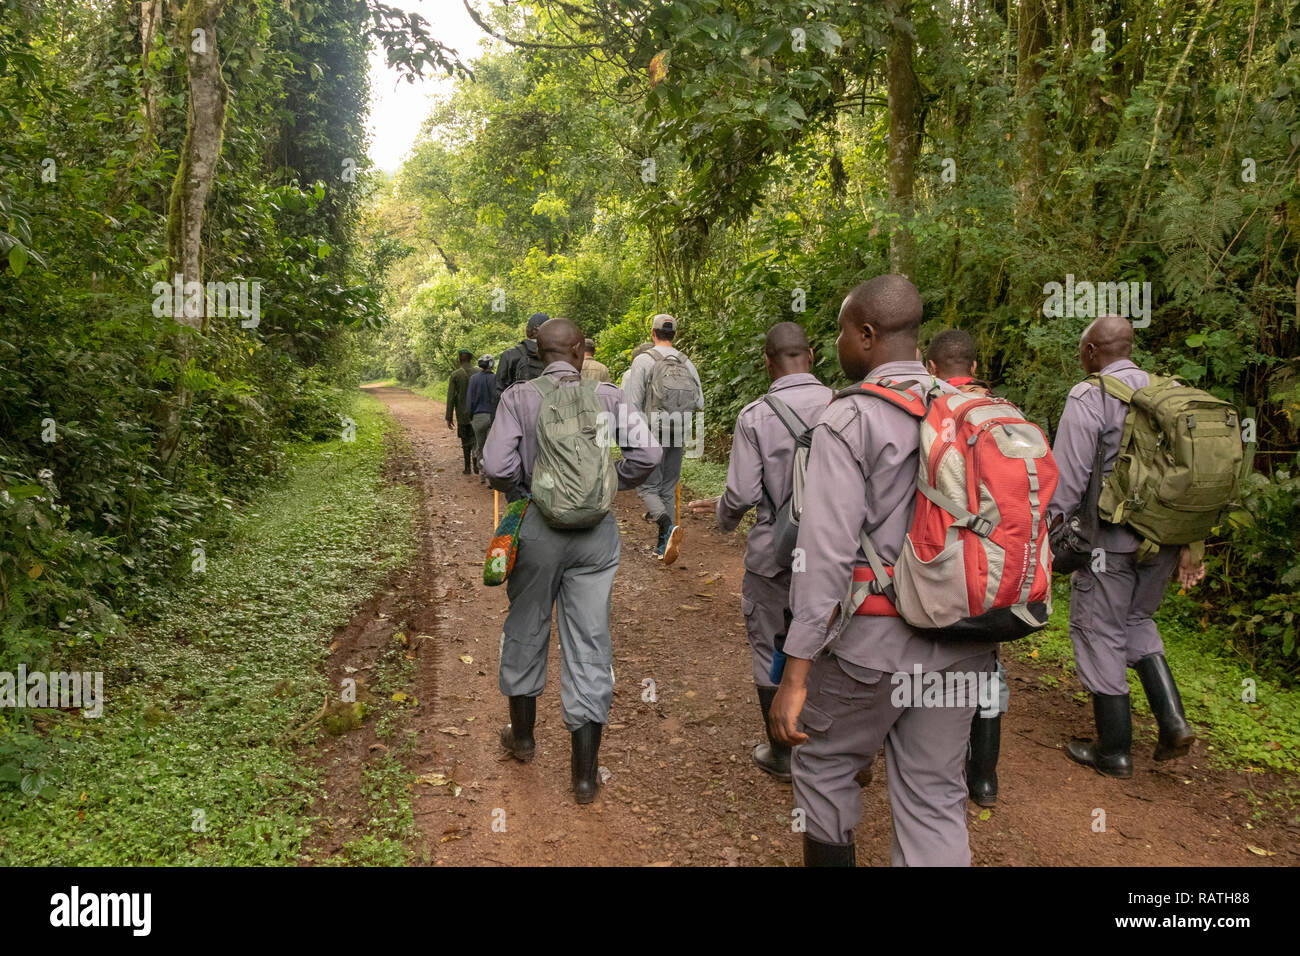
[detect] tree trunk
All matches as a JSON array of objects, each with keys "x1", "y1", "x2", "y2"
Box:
[
  {"x1": 159, "y1": 0, "x2": 228, "y2": 469},
  {"x1": 885, "y1": 0, "x2": 920, "y2": 278},
  {"x1": 165, "y1": 0, "x2": 228, "y2": 329},
  {"x1": 140, "y1": 0, "x2": 164, "y2": 146},
  {"x1": 1015, "y1": 0, "x2": 1050, "y2": 221}
]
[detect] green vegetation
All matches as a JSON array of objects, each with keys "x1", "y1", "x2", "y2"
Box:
[
  {"x1": 0, "y1": 396, "x2": 414, "y2": 865},
  {"x1": 0, "y1": 0, "x2": 453, "y2": 809},
  {"x1": 3, "y1": 0, "x2": 1298, "y2": 865},
  {"x1": 1015, "y1": 580, "x2": 1300, "y2": 776},
  {"x1": 363, "y1": 1, "x2": 1300, "y2": 677}
]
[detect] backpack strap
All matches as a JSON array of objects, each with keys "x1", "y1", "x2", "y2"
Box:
[
  {"x1": 833, "y1": 378, "x2": 934, "y2": 419},
  {"x1": 530, "y1": 372, "x2": 580, "y2": 400},
  {"x1": 761, "y1": 394, "x2": 809, "y2": 440},
  {"x1": 1085, "y1": 373, "x2": 1134, "y2": 404},
  {"x1": 532, "y1": 375, "x2": 556, "y2": 399}
]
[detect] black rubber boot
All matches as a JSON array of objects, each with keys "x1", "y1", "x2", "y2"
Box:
[
  {"x1": 752, "y1": 686, "x2": 792, "y2": 782},
  {"x1": 1066, "y1": 693, "x2": 1133, "y2": 778},
  {"x1": 967, "y1": 712, "x2": 1000, "y2": 807},
  {"x1": 499, "y1": 695, "x2": 536, "y2": 763},
  {"x1": 571, "y1": 722, "x2": 603, "y2": 805},
  {"x1": 1135, "y1": 653, "x2": 1196, "y2": 761},
  {"x1": 803, "y1": 834, "x2": 856, "y2": 867}
]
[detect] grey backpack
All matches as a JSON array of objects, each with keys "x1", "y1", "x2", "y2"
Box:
[
  {"x1": 530, "y1": 375, "x2": 616, "y2": 529},
  {"x1": 645, "y1": 349, "x2": 699, "y2": 416},
  {"x1": 762, "y1": 395, "x2": 813, "y2": 569}
]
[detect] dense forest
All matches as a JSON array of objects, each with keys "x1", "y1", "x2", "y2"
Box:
[
  {"x1": 0, "y1": 0, "x2": 456, "y2": 781},
  {"x1": 1, "y1": 0, "x2": 1298, "y2": 811},
  {"x1": 364, "y1": 0, "x2": 1300, "y2": 673}
]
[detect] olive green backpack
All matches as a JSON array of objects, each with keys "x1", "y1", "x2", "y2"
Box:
[
  {"x1": 1089, "y1": 374, "x2": 1243, "y2": 554},
  {"x1": 529, "y1": 375, "x2": 616, "y2": 529}
]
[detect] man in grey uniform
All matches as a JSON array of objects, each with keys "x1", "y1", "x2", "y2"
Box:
[
  {"x1": 621, "y1": 313, "x2": 704, "y2": 564},
  {"x1": 769, "y1": 275, "x2": 995, "y2": 867},
  {"x1": 1049, "y1": 315, "x2": 1202, "y2": 778},
  {"x1": 482, "y1": 318, "x2": 662, "y2": 804},
  {"x1": 688, "y1": 323, "x2": 832, "y2": 782},
  {"x1": 925, "y1": 329, "x2": 1007, "y2": 807}
]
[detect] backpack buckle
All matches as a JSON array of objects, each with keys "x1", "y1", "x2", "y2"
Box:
[{"x1": 969, "y1": 516, "x2": 994, "y2": 536}]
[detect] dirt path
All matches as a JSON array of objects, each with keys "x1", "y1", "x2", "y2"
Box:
[{"x1": 318, "y1": 385, "x2": 1296, "y2": 866}]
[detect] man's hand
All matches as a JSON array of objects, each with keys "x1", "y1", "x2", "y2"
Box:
[
  {"x1": 1178, "y1": 546, "x2": 1206, "y2": 589},
  {"x1": 770, "y1": 658, "x2": 812, "y2": 747},
  {"x1": 687, "y1": 496, "x2": 720, "y2": 515}
]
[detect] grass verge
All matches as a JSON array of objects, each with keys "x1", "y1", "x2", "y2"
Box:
[
  {"x1": 0, "y1": 392, "x2": 415, "y2": 864},
  {"x1": 1014, "y1": 579, "x2": 1300, "y2": 778}
]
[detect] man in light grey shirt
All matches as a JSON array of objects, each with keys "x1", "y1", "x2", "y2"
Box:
[
  {"x1": 1049, "y1": 315, "x2": 1201, "y2": 779},
  {"x1": 482, "y1": 318, "x2": 661, "y2": 805},
  {"x1": 621, "y1": 312, "x2": 704, "y2": 564},
  {"x1": 768, "y1": 276, "x2": 994, "y2": 867},
  {"x1": 690, "y1": 322, "x2": 832, "y2": 782}
]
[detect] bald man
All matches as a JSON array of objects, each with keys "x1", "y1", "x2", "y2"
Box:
[
  {"x1": 482, "y1": 318, "x2": 663, "y2": 805},
  {"x1": 768, "y1": 276, "x2": 995, "y2": 866},
  {"x1": 1049, "y1": 315, "x2": 1200, "y2": 778},
  {"x1": 687, "y1": 322, "x2": 833, "y2": 781}
]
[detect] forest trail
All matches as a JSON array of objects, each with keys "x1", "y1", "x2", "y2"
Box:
[{"x1": 318, "y1": 386, "x2": 1296, "y2": 867}]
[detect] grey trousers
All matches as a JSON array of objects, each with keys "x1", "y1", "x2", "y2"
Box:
[
  {"x1": 976, "y1": 657, "x2": 1009, "y2": 719},
  {"x1": 471, "y1": 412, "x2": 492, "y2": 467},
  {"x1": 792, "y1": 650, "x2": 994, "y2": 865},
  {"x1": 499, "y1": 507, "x2": 620, "y2": 731},
  {"x1": 742, "y1": 569, "x2": 791, "y2": 689},
  {"x1": 636, "y1": 443, "x2": 685, "y2": 521},
  {"x1": 1068, "y1": 546, "x2": 1179, "y2": 696}
]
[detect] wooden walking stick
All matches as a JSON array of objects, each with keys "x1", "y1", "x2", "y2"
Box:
[
  {"x1": 494, "y1": 489, "x2": 500, "y2": 527},
  {"x1": 675, "y1": 482, "x2": 681, "y2": 526}
]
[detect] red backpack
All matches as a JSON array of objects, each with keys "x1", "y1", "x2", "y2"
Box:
[{"x1": 840, "y1": 378, "x2": 1059, "y2": 642}]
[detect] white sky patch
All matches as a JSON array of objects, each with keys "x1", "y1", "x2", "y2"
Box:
[{"x1": 366, "y1": 0, "x2": 490, "y2": 172}]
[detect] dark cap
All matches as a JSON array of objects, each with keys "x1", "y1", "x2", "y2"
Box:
[{"x1": 527, "y1": 312, "x2": 550, "y2": 333}]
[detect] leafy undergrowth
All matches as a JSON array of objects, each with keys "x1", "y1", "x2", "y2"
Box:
[
  {"x1": 680, "y1": 458, "x2": 728, "y2": 500},
  {"x1": 412, "y1": 378, "x2": 449, "y2": 404},
  {"x1": 1014, "y1": 579, "x2": 1300, "y2": 779},
  {"x1": 0, "y1": 394, "x2": 415, "y2": 865}
]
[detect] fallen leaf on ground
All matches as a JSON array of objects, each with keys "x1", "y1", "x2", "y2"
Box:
[{"x1": 459, "y1": 654, "x2": 474, "y2": 664}]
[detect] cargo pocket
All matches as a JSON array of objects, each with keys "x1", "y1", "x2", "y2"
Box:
[
  {"x1": 741, "y1": 595, "x2": 762, "y2": 644},
  {"x1": 1068, "y1": 569, "x2": 1099, "y2": 640},
  {"x1": 819, "y1": 656, "x2": 883, "y2": 704},
  {"x1": 797, "y1": 700, "x2": 833, "y2": 737}
]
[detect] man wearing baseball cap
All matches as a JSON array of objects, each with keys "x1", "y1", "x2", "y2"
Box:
[
  {"x1": 620, "y1": 312, "x2": 704, "y2": 564},
  {"x1": 495, "y1": 311, "x2": 549, "y2": 408}
]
